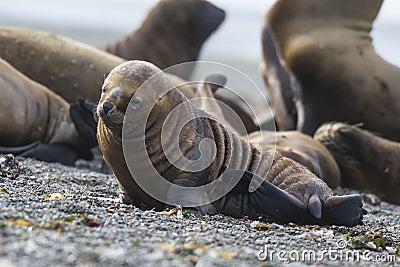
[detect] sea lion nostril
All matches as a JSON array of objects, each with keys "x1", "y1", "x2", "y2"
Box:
[{"x1": 102, "y1": 101, "x2": 114, "y2": 115}]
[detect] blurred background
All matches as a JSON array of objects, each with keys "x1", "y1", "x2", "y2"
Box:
[{"x1": 1, "y1": 0, "x2": 398, "y2": 90}]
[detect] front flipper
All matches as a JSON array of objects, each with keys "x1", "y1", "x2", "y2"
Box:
[
  {"x1": 165, "y1": 171, "x2": 218, "y2": 215},
  {"x1": 69, "y1": 97, "x2": 98, "y2": 148}
]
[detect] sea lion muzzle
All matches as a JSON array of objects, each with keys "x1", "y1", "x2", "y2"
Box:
[{"x1": 101, "y1": 102, "x2": 114, "y2": 116}]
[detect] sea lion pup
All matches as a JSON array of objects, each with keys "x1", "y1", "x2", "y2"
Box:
[
  {"x1": 263, "y1": 0, "x2": 400, "y2": 138},
  {"x1": 315, "y1": 122, "x2": 400, "y2": 205},
  {"x1": 97, "y1": 60, "x2": 366, "y2": 226},
  {"x1": 0, "y1": 59, "x2": 96, "y2": 165},
  {"x1": 103, "y1": 0, "x2": 225, "y2": 79}
]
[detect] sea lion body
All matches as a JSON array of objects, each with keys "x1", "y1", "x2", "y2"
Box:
[
  {"x1": 0, "y1": 27, "x2": 124, "y2": 103},
  {"x1": 0, "y1": 58, "x2": 78, "y2": 146},
  {"x1": 315, "y1": 122, "x2": 400, "y2": 205},
  {"x1": 248, "y1": 131, "x2": 340, "y2": 188},
  {"x1": 263, "y1": 0, "x2": 400, "y2": 138},
  {"x1": 103, "y1": 0, "x2": 225, "y2": 79},
  {"x1": 97, "y1": 60, "x2": 365, "y2": 226},
  {"x1": 0, "y1": 58, "x2": 94, "y2": 164}
]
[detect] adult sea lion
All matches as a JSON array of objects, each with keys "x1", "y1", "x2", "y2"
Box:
[
  {"x1": 96, "y1": 60, "x2": 366, "y2": 226},
  {"x1": 315, "y1": 122, "x2": 400, "y2": 205},
  {"x1": 263, "y1": 0, "x2": 400, "y2": 139},
  {"x1": 0, "y1": 26, "x2": 124, "y2": 103},
  {"x1": 103, "y1": 0, "x2": 225, "y2": 79},
  {"x1": 0, "y1": 59, "x2": 96, "y2": 165}
]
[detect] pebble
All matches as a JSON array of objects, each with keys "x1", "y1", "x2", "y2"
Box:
[{"x1": 0, "y1": 157, "x2": 399, "y2": 266}]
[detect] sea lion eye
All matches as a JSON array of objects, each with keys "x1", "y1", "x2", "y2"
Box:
[{"x1": 101, "y1": 84, "x2": 106, "y2": 93}]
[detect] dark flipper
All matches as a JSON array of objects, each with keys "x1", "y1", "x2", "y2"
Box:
[
  {"x1": 19, "y1": 143, "x2": 83, "y2": 166},
  {"x1": 0, "y1": 140, "x2": 92, "y2": 165},
  {"x1": 239, "y1": 171, "x2": 307, "y2": 223},
  {"x1": 241, "y1": 171, "x2": 365, "y2": 226},
  {"x1": 320, "y1": 194, "x2": 367, "y2": 227},
  {"x1": 69, "y1": 97, "x2": 98, "y2": 148},
  {"x1": 0, "y1": 141, "x2": 41, "y2": 154}
]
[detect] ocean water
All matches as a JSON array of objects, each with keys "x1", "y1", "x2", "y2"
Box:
[{"x1": 0, "y1": 0, "x2": 399, "y2": 122}]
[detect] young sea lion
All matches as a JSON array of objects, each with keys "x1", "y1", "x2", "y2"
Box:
[
  {"x1": 0, "y1": 59, "x2": 96, "y2": 165},
  {"x1": 96, "y1": 60, "x2": 366, "y2": 226},
  {"x1": 263, "y1": 0, "x2": 400, "y2": 139},
  {"x1": 315, "y1": 122, "x2": 400, "y2": 205},
  {"x1": 103, "y1": 0, "x2": 225, "y2": 79}
]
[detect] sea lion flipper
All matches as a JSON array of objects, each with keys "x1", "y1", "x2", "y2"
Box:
[
  {"x1": 321, "y1": 194, "x2": 366, "y2": 227},
  {"x1": 0, "y1": 141, "x2": 41, "y2": 155},
  {"x1": 240, "y1": 171, "x2": 306, "y2": 222},
  {"x1": 18, "y1": 143, "x2": 84, "y2": 166},
  {"x1": 69, "y1": 97, "x2": 98, "y2": 148}
]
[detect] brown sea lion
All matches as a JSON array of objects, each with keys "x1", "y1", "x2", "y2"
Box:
[
  {"x1": 0, "y1": 26, "x2": 124, "y2": 103},
  {"x1": 96, "y1": 60, "x2": 366, "y2": 226},
  {"x1": 103, "y1": 0, "x2": 225, "y2": 79},
  {"x1": 315, "y1": 122, "x2": 400, "y2": 205},
  {"x1": 0, "y1": 58, "x2": 96, "y2": 165},
  {"x1": 263, "y1": 0, "x2": 400, "y2": 139}
]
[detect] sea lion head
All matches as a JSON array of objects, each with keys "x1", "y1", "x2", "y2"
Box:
[{"x1": 97, "y1": 60, "x2": 162, "y2": 127}]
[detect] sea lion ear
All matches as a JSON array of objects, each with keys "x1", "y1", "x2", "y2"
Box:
[{"x1": 69, "y1": 97, "x2": 98, "y2": 149}]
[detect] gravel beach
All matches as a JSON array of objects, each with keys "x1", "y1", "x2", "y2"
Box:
[{"x1": 0, "y1": 156, "x2": 399, "y2": 266}]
